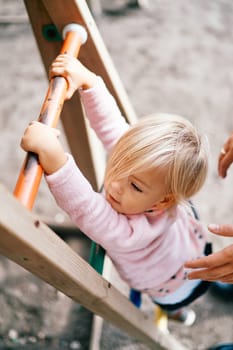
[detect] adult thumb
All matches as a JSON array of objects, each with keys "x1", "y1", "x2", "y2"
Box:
[{"x1": 208, "y1": 223, "x2": 233, "y2": 237}]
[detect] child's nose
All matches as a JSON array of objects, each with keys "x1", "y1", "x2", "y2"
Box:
[{"x1": 111, "y1": 181, "x2": 123, "y2": 194}]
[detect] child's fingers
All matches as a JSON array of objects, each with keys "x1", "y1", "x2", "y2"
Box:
[
  {"x1": 22, "y1": 120, "x2": 36, "y2": 134},
  {"x1": 25, "y1": 121, "x2": 60, "y2": 136},
  {"x1": 49, "y1": 55, "x2": 78, "y2": 99},
  {"x1": 51, "y1": 54, "x2": 68, "y2": 66},
  {"x1": 50, "y1": 54, "x2": 72, "y2": 71},
  {"x1": 49, "y1": 65, "x2": 71, "y2": 97},
  {"x1": 49, "y1": 66, "x2": 66, "y2": 80}
]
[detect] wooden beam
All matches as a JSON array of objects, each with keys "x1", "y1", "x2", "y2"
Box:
[{"x1": 0, "y1": 184, "x2": 187, "y2": 350}]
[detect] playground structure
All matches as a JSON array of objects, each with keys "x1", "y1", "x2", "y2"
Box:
[{"x1": 0, "y1": 1, "x2": 189, "y2": 349}]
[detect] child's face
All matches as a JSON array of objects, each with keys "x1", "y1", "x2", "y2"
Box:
[{"x1": 104, "y1": 168, "x2": 168, "y2": 215}]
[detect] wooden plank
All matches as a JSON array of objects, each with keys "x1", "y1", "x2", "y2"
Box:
[
  {"x1": 0, "y1": 185, "x2": 187, "y2": 350},
  {"x1": 90, "y1": 255, "x2": 113, "y2": 350}
]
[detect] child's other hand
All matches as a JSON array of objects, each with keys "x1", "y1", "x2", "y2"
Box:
[
  {"x1": 21, "y1": 121, "x2": 67, "y2": 174},
  {"x1": 49, "y1": 54, "x2": 98, "y2": 99},
  {"x1": 218, "y1": 133, "x2": 233, "y2": 178}
]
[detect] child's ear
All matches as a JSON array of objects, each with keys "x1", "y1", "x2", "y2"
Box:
[{"x1": 151, "y1": 194, "x2": 175, "y2": 211}]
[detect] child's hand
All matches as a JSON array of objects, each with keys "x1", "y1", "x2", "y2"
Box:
[
  {"x1": 21, "y1": 121, "x2": 67, "y2": 174},
  {"x1": 218, "y1": 133, "x2": 233, "y2": 178},
  {"x1": 49, "y1": 54, "x2": 98, "y2": 99}
]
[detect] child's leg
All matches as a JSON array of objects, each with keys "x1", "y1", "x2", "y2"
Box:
[{"x1": 129, "y1": 288, "x2": 142, "y2": 308}]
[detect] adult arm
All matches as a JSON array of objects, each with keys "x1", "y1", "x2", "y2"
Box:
[
  {"x1": 185, "y1": 134, "x2": 233, "y2": 283},
  {"x1": 185, "y1": 224, "x2": 233, "y2": 283}
]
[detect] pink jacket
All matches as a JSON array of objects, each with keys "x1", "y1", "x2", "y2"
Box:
[{"x1": 46, "y1": 78, "x2": 208, "y2": 298}]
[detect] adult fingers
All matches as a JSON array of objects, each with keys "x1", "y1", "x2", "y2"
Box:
[
  {"x1": 218, "y1": 272, "x2": 233, "y2": 283},
  {"x1": 185, "y1": 249, "x2": 228, "y2": 270},
  {"x1": 208, "y1": 224, "x2": 233, "y2": 237},
  {"x1": 218, "y1": 151, "x2": 233, "y2": 178},
  {"x1": 186, "y1": 263, "x2": 231, "y2": 281},
  {"x1": 218, "y1": 135, "x2": 233, "y2": 177}
]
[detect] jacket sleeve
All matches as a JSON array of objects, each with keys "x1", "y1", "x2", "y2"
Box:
[
  {"x1": 45, "y1": 154, "x2": 134, "y2": 250},
  {"x1": 78, "y1": 77, "x2": 130, "y2": 152}
]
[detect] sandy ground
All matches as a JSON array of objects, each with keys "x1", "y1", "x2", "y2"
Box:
[{"x1": 1, "y1": 0, "x2": 233, "y2": 349}]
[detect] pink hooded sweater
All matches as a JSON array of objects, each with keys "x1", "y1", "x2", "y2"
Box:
[{"x1": 46, "y1": 77, "x2": 208, "y2": 298}]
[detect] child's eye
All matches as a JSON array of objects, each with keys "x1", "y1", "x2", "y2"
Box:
[{"x1": 131, "y1": 182, "x2": 143, "y2": 193}]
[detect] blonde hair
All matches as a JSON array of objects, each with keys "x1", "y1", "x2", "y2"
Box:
[{"x1": 105, "y1": 113, "x2": 209, "y2": 205}]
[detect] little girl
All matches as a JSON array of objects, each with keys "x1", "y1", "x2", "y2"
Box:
[{"x1": 21, "y1": 54, "x2": 210, "y2": 325}]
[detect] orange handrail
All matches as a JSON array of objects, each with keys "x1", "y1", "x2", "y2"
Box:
[{"x1": 14, "y1": 25, "x2": 87, "y2": 210}]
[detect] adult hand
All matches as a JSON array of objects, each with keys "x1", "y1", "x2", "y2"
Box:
[
  {"x1": 185, "y1": 224, "x2": 233, "y2": 283},
  {"x1": 218, "y1": 133, "x2": 233, "y2": 178}
]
